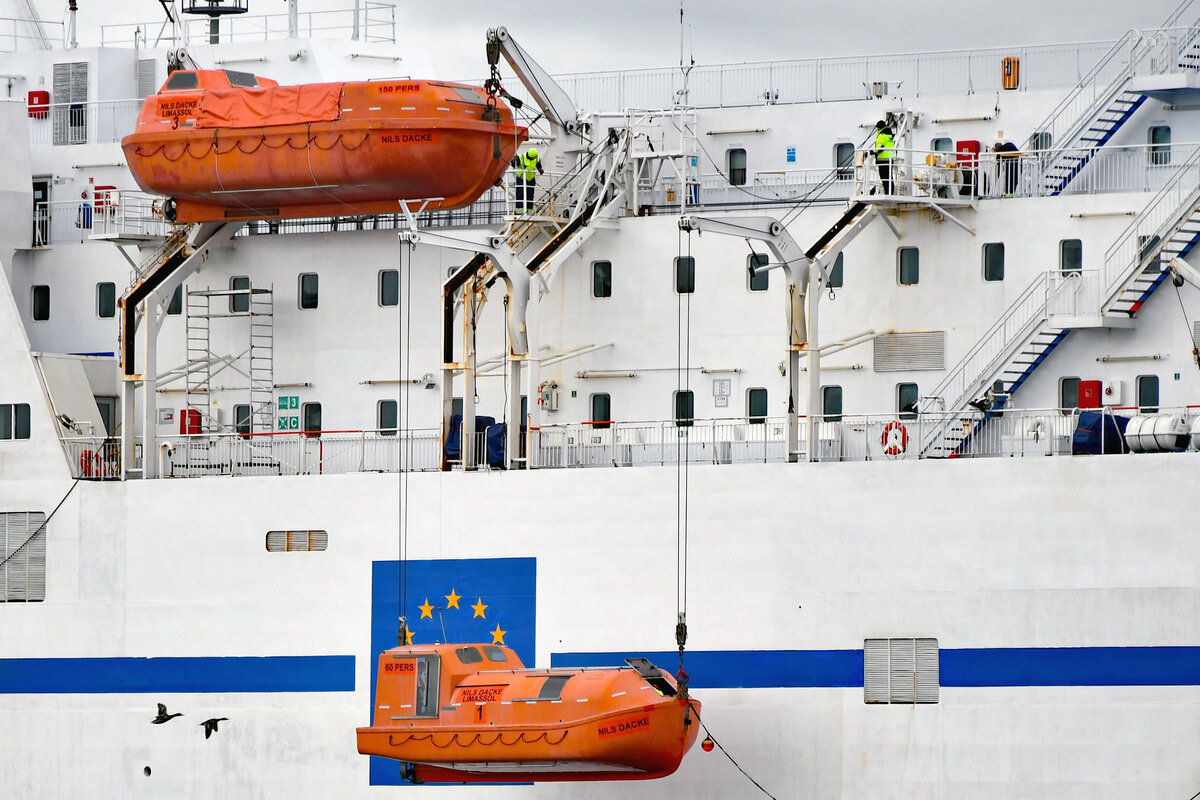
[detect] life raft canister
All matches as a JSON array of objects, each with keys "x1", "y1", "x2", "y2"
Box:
[{"x1": 882, "y1": 421, "x2": 908, "y2": 455}]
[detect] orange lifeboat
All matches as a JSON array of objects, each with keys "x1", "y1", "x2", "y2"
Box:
[
  {"x1": 120, "y1": 69, "x2": 527, "y2": 223},
  {"x1": 356, "y1": 643, "x2": 701, "y2": 782}
]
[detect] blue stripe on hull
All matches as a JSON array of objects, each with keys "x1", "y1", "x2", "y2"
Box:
[
  {"x1": 941, "y1": 647, "x2": 1200, "y2": 687},
  {"x1": 552, "y1": 646, "x2": 1200, "y2": 688},
  {"x1": 0, "y1": 655, "x2": 354, "y2": 694}
]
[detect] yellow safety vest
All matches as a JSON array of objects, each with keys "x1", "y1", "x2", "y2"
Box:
[
  {"x1": 520, "y1": 153, "x2": 540, "y2": 180},
  {"x1": 875, "y1": 131, "x2": 894, "y2": 161}
]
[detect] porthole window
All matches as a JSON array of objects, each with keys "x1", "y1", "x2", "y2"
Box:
[
  {"x1": 96, "y1": 282, "x2": 116, "y2": 319},
  {"x1": 298, "y1": 273, "x2": 319, "y2": 310},
  {"x1": 727, "y1": 148, "x2": 747, "y2": 186},
  {"x1": 748, "y1": 253, "x2": 769, "y2": 292},
  {"x1": 834, "y1": 142, "x2": 854, "y2": 179},
  {"x1": 822, "y1": 385, "x2": 842, "y2": 422},
  {"x1": 897, "y1": 383, "x2": 919, "y2": 420},
  {"x1": 230, "y1": 276, "x2": 250, "y2": 313},
  {"x1": 1136, "y1": 375, "x2": 1159, "y2": 413},
  {"x1": 675, "y1": 256, "x2": 695, "y2": 294},
  {"x1": 982, "y1": 242, "x2": 1004, "y2": 282},
  {"x1": 1149, "y1": 125, "x2": 1171, "y2": 166},
  {"x1": 747, "y1": 387, "x2": 767, "y2": 424},
  {"x1": 379, "y1": 269, "x2": 399, "y2": 307},
  {"x1": 592, "y1": 260, "x2": 612, "y2": 298},
  {"x1": 378, "y1": 399, "x2": 398, "y2": 436},
  {"x1": 898, "y1": 247, "x2": 919, "y2": 286},
  {"x1": 674, "y1": 390, "x2": 694, "y2": 427},
  {"x1": 32, "y1": 285, "x2": 49, "y2": 321}
]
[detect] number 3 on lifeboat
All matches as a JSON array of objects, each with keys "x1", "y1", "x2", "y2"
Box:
[{"x1": 881, "y1": 421, "x2": 908, "y2": 456}]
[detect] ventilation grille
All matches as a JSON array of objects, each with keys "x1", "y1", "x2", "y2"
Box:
[
  {"x1": 266, "y1": 530, "x2": 328, "y2": 552},
  {"x1": 136, "y1": 59, "x2": 158, "y2": 99},
  {"x1": 2, "y1": 512, "x2": 48, "y2": 602},
  {"x1": 1193, "y1": 320, "x2": 1200, "y2": 345},
  {"x1": 864, "y1": 637, "x2": 939, "y2": 704},
  {"x1": 873, "y1": 332, "x2": 945, "y2": 372}
]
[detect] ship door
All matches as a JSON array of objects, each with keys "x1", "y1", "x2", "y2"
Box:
[
  {"x1": 381, "y1": 654, "x2": 441, "y2": 719},
  {"x1": 32, "y1": 179, "x2": 49, "y2": 246}
]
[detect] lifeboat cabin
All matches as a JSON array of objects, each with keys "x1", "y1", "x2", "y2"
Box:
[
  {"x1": 121, "y1": 69, "x2": 527, "y2": 223},
  {"x1": 356, "y1": 643, "x2": 701, "y2": 783}
]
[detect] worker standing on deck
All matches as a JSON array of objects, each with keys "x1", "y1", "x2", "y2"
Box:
[
  {"x1": 994, "y1": 140, "x2": 1020, "y2": 196},
  {"x1": 513, "y1": 148, "x2": 544, "y2": 213},
  {"x1": 873, "y1": 121, "x2": 894, "y2": 195}
]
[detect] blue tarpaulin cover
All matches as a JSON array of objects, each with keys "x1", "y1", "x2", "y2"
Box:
[
  {"x1": 1072, "y1": 411, "x2": 1129, "y2": 455},
  {"x1": 444, "y1": 415, "x2": 505, "y2": 467}
]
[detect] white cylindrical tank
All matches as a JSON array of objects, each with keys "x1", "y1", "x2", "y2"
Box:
[
  {"x1": 1126, "y1": 414, "x2": 1189, "y2": 453},
  {"x1": 1191, "y1": 415, "x2": 1200, "y2": 451}
]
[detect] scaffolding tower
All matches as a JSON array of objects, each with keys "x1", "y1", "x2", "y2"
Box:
[{"x1": 184, "y1": 283, "x2": 275, "y2": 434}]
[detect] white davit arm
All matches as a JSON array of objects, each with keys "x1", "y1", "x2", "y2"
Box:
[
  {"x1": 487, "y1": 27, "x2": 580, "y2": 136},
  {"x1": 1167, "y1": 256, "x2": 1200, "y2": 290}
]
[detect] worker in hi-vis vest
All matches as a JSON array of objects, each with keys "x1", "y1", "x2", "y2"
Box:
[
  {"x1": 513, "y1": 148, "x2": 544, "y2": 213},
  {"x1": 873, "y1": 121, "x2": 894, "y2": 195}
]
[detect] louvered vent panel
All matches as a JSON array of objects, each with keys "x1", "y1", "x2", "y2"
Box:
[
  {"x1": 1193, "y1": 320, "x2": 1200, "y2": 344},
  {"x1": 2, "y1": 512, "x2": 47, "y2": 602},
  {"x1": 863, "y1": 639, "x2": 890, "y2": 703},
  {"x1": 266, "y1": 530, "x2": 328, "y2": 552},
  {"x1": 137, "y1": 59, "x2": 158, "y2": 99},
  {"x1": 873, "y1": 332, "x2": 945, "y2": 372},
  {"x1": 52, "y1": 62, "x2": 88, "y2": 145},
  {"x1": 914, "y1": 638, "x2": 940, "y2": 703},
  {"x1": 888, "y1": 638, "x2": 916, "y2": 703}
]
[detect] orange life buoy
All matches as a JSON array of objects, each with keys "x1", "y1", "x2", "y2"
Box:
[{"x1": 882, "y1": 421, "x2": 908, "y2": 455}]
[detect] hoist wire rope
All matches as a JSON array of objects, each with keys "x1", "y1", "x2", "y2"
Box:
[
  {"x1": 0, "y1": 476, "x2": 82, "y2": 572},
  {"x1": 674, "y1": 227, "x2": 692, "y2": 672},
  {"x1": 1171, "y1": 276, "x2": 1200, "y2": 369},
  {"x1": 396, "y1": 236, "x2": 414, "y2": 641},
  {"x1": 688, "y1": 702, "x2": 779, "y2": 799}
]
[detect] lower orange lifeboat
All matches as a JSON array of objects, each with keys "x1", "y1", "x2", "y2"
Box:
[
  {"x1": 120, "y1": 69, "x2": 527, "y2": 223},
  {"x1": 356, "y1": 643, "x2": 701, "y2": 783}
]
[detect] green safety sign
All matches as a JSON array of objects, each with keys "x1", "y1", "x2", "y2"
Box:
[{"x1": 278, "y1": 396, "x2": 299, "y2": 411}]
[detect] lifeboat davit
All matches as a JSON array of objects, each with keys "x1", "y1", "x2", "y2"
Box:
[
  {"x1": 120, "y1": 69, "x2": 527, "y2": 223},
  {"x1": 356, "y1": 643, "x2": 701, "y2": 782}
]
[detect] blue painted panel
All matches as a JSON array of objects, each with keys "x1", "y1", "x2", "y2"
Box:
[
  {"x1": 552, "y1": 649, "x2": 864, "y2": 688},
  {"x1": 368, "y1": 557, "x2": 536, "y2": 787},
  {"x1": 941, "y1": 646, "x2": 1200, "y2": 687},
  {"x1": 0, "y1": 655, "x2": 353, "y2": 694}
]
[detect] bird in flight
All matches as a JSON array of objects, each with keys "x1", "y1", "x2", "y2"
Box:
[
  {"x1": 151, "y1": 703, "x2": 182, "y2": 724},
  {"x1": 200, "y1": 717, "x2": 229, "y2": 739}
]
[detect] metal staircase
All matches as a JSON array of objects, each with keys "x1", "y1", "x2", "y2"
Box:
[
  {"x1": 920, "y1": 143, "x2": 1200, "y2": 457},
  {"x1": 1031, "y1": 20, "x2": 1200, "y2": 196},
  {"x1": 1102, "y1": 145, "x2": 1200, "y2": 317}
]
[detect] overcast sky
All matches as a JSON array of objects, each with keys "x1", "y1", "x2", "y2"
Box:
[{"x1": 44, "y1": 0, "x2": 1192, "y2": 79}]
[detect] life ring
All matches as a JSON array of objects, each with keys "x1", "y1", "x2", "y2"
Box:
[{"x1": 881, "y1": 421, "x2": 908, "y2": 455}]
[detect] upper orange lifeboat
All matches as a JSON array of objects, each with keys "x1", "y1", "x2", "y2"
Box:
[
  {"x1": 356, "y1": 643, "x2": 701, "y2": 783},
  {"x1": 120, "y1": 69, "x2": 527, "y2": 223}
]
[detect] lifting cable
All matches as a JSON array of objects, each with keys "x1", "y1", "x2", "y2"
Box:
[
  {"x1": 1170, "y1": 276, "x2": 1200, "y2": 371},
  {"x1": 674, "y1": 226, "x2": 692, "y2": 686},
  {"x1": 0, "y1": 475, "x2": 82, "y2": 572},
  {"x1": 396, "y1": 235, "x2": 415, "y2": 646},
  {"x1": 688, "y1": 701, "x2": 779, "y2": 799}
]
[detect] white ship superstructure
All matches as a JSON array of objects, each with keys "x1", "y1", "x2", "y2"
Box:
[{"x1": 1, "y1": 2, "x2": 1198, "y2": 798}]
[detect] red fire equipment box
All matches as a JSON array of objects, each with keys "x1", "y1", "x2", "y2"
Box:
[{"x1": 28, "y1": 90, "x2": 49, "y2": 118}]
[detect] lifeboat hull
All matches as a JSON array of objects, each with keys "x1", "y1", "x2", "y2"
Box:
[
  {"x1": 357, "y1": 644, "x2": 701, "y2": 783},
  {"x1": 357, "y1": 696, "x2": 701, "y2": 782},
  {"x1": 121, "y1": 74, "x2": 527, "y2": 223}
]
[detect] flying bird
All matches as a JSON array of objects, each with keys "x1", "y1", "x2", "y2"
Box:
[
  {"x1": 151, "y1": 703, "x2": 182, "y2": 724},
  {"x1": 200, "y1": 717, "x2": 229, "y2": 739}
]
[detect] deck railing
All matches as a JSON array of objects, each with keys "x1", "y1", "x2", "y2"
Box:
[
  {"x1": 100, "y1": 3, "x2": 396, "y2": 47},
  {"x1": 60, "y1": 406, "x2": 1200, "y2": 479}
]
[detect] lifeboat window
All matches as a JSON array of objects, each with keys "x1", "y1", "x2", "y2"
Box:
[
  {"x1": 482, "y1": 645, "x2": 508, "y2": 663},
  {"x1": 224, "y1": 70, "x2": 259, "y2": 88},
  {"x1": 456, "y1": 646, "x2": 484, "y2": 664},
  {"x1": 447, "y1": 86, "x2": 485, "y2": 105},
  {"x1": 164, "y1": 71, "x2": 199, "y2": 90},
  {"x1": 536, "y1": 675, "x2": 571, "y2": 700}
]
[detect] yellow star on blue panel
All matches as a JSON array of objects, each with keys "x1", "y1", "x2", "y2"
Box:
[
  {"x1": 418, "y1": 598, "x2": 434, "y2": 619},
  {"x1": 404, "y1": 628, "x2": 415, "y2": 644},
  {"x1": 471, "y1": 598, "x2": 487, "y2": 619},
  {"x1": 490, "y1": 623, "x2": 507, "y2": 645},
  {"x1": 444, "y1": 588, "x2": 461, "y2": 609}
]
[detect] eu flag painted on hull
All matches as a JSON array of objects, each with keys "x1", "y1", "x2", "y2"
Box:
[{"x1": 368, "y1": 557, "x2": 536, "y2": 786}]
